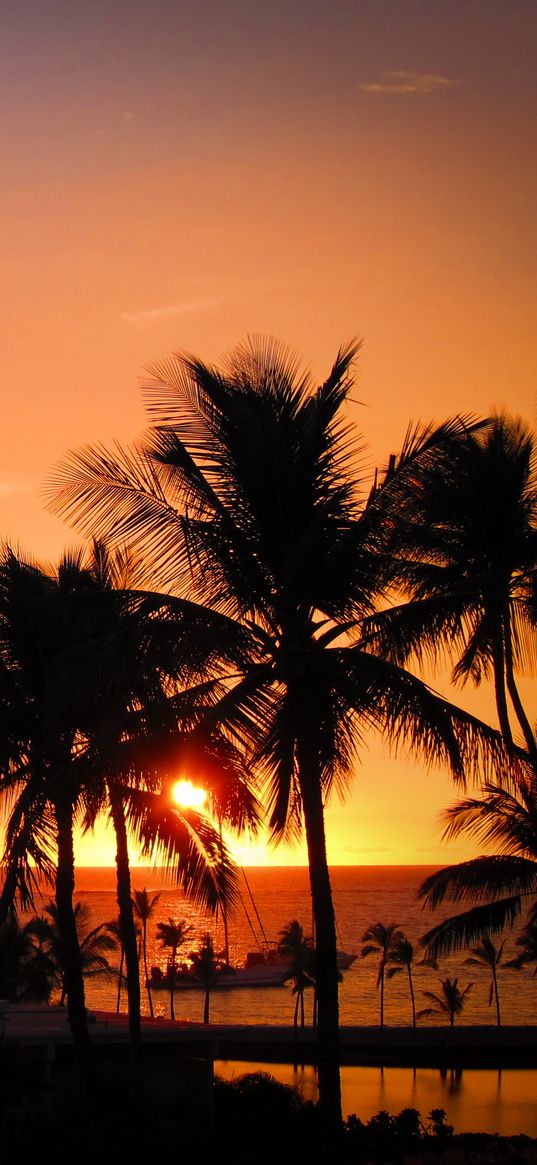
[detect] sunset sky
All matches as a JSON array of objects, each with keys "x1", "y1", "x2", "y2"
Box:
[{"x1": 1, "y1": 1, "x2": 536, "y2": 866}]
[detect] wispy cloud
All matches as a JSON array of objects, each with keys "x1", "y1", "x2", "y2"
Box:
[
  {"x1": 120, "y1": 298, "x2": 222, "y2": 326},
  {"x1": 360, "y1": 70, "x2": 460, "y2": 96},
  {"x1": 344, "y1": 844, "x2": 393, "y2": 855}
]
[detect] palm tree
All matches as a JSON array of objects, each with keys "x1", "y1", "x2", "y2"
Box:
[
  {"x1": 155, "y1": 916, "x2": 192, "y2": 1021},
  {"x1": 382, "y1": 414, "x2": 537, "y2": 762},
  {"x1": 190, "y1": 932, "x2": 220, "y2": 1023},
  {"x1": 0, "y1": 540, "x2": 252, "y2": 1086},
  {"x1": 0, "y1": 914, "x2": 57, "y2": 1003},
  {"x1": 418, "y1": 976, "x2": 473, "y2": 1027},
  {"x1": 361, "y1": 922, "x2": 404, "y2": 1028},
  {"x1": 507, "y1": 908, "x2": 537, "y2": 975},
  {"x1": 41, "y1": 900, "x2": 119, "y2": 1006},
  {"x1": 47, "y1": 336, "x2": 510, "y2": 1135},
  {"x1": 385, "y1": 936, "x2": 431, "y2": 1031},
  {"x1": 418, "y1": 773, "x2": 537, "y2": 958},
  {"x1": 132, "y1": 888, "x2": 160, "y2": 1018},
  {"x1": 278, "y1": 919, "x2": 315, "y2": 1034},
  {"x1": 464, "y1": 936, "x2": 505, "y2": 1027}
]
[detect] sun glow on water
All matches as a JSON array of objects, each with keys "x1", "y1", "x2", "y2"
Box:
[{"x1": 172, "y1": 779, "x2": 207, "y2": 809}]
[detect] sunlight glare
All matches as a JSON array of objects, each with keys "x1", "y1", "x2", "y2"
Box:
[{"x1": 172, "y1": 779, "x2": 207, "y2": 809}]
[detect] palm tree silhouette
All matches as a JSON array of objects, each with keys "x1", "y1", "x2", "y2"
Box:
[
  {"x1": 385, "y1": 936, "x2": 432, "y2": 1030},
  {"x1": 464, "y1": 936, "x2": 505, "y2": 1027},
  {"x1": 47, "y1": 336, "x2": 509, "y2": 1134},
  {"x1": 190, "y1": 932, "x2": 220, "y2": 1023},
  {"x1": 361, "y1": 922, "x2": 404, "y2": 1028},
  {"x1": 418, "y1": 976, "x2": 473, "y2": 1027},
  {"x1": 155, "y1": 916, "x2": 192, "y2": 1020},
  {"x1": 40, "y1": 900, "x2": 118, "y2": 1005},
  {"x1": 385, "y1": 414, "x2": 537, "y2": 762},
  {"x1": 507, "y1": 908, "x2": 537, "y2": 974},
  {"x1": 419, "y1": 773, "x2": 537, "y2": 957},
  {"x1": 278, "y1": 919, "x2": 315, "y2": 1034},
  {"x1": 132, "y1": 888, "x2": 160, "y2": 1018}
]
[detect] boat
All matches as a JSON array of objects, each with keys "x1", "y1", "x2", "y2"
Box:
[{"x1": 148, "y1": 946, "x2": 356, "y2": 991}]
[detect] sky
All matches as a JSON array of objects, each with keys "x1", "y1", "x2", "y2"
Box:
[{"x1": 1, "y1": 0, "x2": 536, "y2": 866}]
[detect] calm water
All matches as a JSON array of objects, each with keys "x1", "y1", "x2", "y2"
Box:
[{"x1": 33, "y1": 865, "x2": 537, "y2": 1135}]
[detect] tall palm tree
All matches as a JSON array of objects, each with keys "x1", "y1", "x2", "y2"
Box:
[
  {"x1": 190, "y1": 931, "x2": 220, "y2": 1023},
  {"x1": 156, "y1": 916, "x2": 192, "y2": 1021},
  {"x1": 385, "y1": 936, "x2": 430, "y2": 1031},
  {"x1": 381, "y1": 414, "x2": 537, "y2": 762},
  {"x1": 418, "y1": 976, "x2": 473, "y2": 1027},
  {"x1": 418, "y1": 772, "x2": 537, "y2": 957},
  {"x1": 0, "y1": 539, "x2": 254, "y2": 1085},
  {"x1": 278, "y1": 919, "x2": 315, "y2": 1034},
  {"x1": 361, "y1": 922, "x2": 404, "y2": 1028},
  {"x1": 47, "y1": 336, "x2": 510, "y2": 1135},
  {"x1": 132, "y1": 888, "x2": 160, "y2": 1018},
  {"x1": 464, "y1": 936, "x2": 505, "y2": 1027}
]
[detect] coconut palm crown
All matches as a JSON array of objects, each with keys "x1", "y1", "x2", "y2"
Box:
[{"x1": 46, "y1": 336, "x2": 512, "y2": 1134}]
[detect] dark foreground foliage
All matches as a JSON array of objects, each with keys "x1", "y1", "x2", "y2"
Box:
[{"x1": 0, "y1": 1055, "x2": 536, "y2": 1164}]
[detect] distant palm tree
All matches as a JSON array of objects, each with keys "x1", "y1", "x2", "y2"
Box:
[
  {"x1": 41, "y1": 901, "x2": 119, "y2": 1005},
  {"x1": 361, "y1": 922, "x2": 404, "y2": 1028},
  {"x1": 156, "y1": 917, "x2": 193, "y2": 1021},
  {"x1": 418, "y1": 977, "x2": 473, "y2": 1027},
  {"x1": 132, "y1": 889, "x2": 160, "y2": 1018},
  {"x1": 465, "y1": 936, "x2": 505, "y2": 1027},
  {"x1": 385, "y1": 936, "x2": 432, "y2": 1031},
  {"x1": 278, "y1": 920, "x2": 315, "y2": 1034},
  {"x1": 190, "y1": 932, "x2": 220, "y2": 1023},
  {"x1": 0, "y1": 914, "x2": 57, "y2": 1003}
]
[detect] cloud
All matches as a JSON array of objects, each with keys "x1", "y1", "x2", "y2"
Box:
[
  {"x1": 360, "y1": 70, "x2": 460, "y2": 96},
  {"x1": 344, "y1": 844, "x2": 393, "y2": 855},
  {"x1": 120, "y1": 298, "x2": 222, "y2": 325}
]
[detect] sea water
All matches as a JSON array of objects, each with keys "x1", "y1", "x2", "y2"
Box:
[{"x1": 33, "y1": 865, "x2": 537, "y2": 1134}]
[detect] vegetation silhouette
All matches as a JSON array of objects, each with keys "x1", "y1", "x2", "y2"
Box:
[
  {"x1": 278, "y1": 919, "x2": 315, "y2": 1034},
  {"x1": 418, "y1": 976, "x2": 473, "y2": 1027},
  {"x1": 190, "y1": 931, "x2": 220, "y2": 1023},
  {"x1": 361, "y1": 921, "x2": 404, "y2": 1028},
  {"x1": 464, "y1": 936, "x2": 506, "y2": 1027},
  {"x1": 132, "y1": 888, "x2": 160, "y2": 1018},
  {"x1": 47, "y1": 335, "x2": 511, "y2": 1135},
  {"x1": 155, "y1": 915, "x2": 192, "y2": 1020}
]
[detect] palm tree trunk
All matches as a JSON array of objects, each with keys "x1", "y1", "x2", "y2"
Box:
[
  {"x1": 293, "y1": 992, "x2": 299, "y2": 1036},
  {"x1": 204, "y1": 988, "x2": 210, "y2": 1025},
  {"x1": 110, "y1": 792, "x2": 142, "y2": 1077},
  {"x1": 116, "y1": 947, "x2": 124, "y2": 1012},
  {"x1": 492, "y1": 634, "x2": 513, "y2": 747},
  {"x1": 407, "y1": 966, "x2": 416, "y2": 1031},
  {"x1": 298, "y1": 735, "x2": 342, "y2": 1140},
  {"x1": 380, "y1": 966, "x2": 385, "y2": 1029},
  {"x1": 142, "y1": 925, "x2": 154, "y2": 1018},
  {"x1": 503, "y1": 615, "x2": 537, "y2": 765},
  {"x1": 492, "y1": 968, "x2": 501, "y2": 1027},
  {"x1": 54, "y1": 795, "x2": 95, "y2": 1091}
]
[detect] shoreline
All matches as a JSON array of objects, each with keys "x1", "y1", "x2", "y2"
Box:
[{"x1": 3, "y1": 1006, "x2": 536, "y2": 1070}]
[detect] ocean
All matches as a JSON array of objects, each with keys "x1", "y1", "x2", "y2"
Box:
[
  {"x1": 68, "y1": 864, "x2": 537, "y2": 1029},
  {"x1": 34, "y1": 864, "x2": 537, "y2": 1135}
]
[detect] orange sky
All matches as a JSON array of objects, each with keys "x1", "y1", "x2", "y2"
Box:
[{"x1": 1, "y1": 1, "x2": 536, "y2": 866}]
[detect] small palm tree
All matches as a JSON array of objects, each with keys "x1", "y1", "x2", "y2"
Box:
[
  {"x1": 132, "y1": 888, "x2": 160, "y2": 1018},
  {"x1": 278, "y1": 920, "x2": 315, "y2": 1034},
  {"x1": 465, "y1": 937, "x2": 505, "y2": 1027},
  {"x1": 361, "y1": 922, "x2": 404, "y2": 1028},
  {"x1": 385, "y1": 936, "x2": 432, "y2": 1030},
  {"x1": 190, "y1": 932, "x2": 220, "y2": 1023},
  {"x1": 0, "y1": 915, "x2": 57, "y2": 1003},
  {"x1": 418, "y1": 977, "x2": 473, "y2": 1027},
  {"x1": 156, "y1": 917, "x2": 192, "y2": 1021}
]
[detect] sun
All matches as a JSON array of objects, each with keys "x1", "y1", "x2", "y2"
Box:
[{"x1": 172, "y1": 779, "x2": 207, "y2": 809}]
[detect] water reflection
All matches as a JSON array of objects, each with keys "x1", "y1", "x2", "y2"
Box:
[{"x1": 215, "y1": 1060, "x2": 537, "y2": 1137}]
